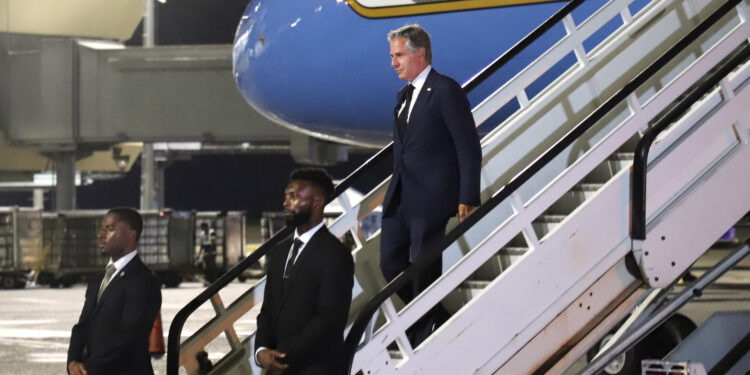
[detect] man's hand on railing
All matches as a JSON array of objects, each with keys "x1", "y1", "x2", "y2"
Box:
[
  {"x1": 257, "y1": 348, "x2": 289, "y2": 375},
  {"x1": 458, "y1": 204, "x2": 476, "y2": 222},
  {"x1": 68, "y1": 361, "x2": 87, "y2": 375}
]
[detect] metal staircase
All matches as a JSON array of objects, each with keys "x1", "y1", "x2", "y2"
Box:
[{"x1": 167, "y1": 0, "x2": 750, "y2": 374}]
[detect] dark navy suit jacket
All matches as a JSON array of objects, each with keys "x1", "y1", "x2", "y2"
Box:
[
  {"x1": 382, "y1": 68, "x2": 482, "y2": 221},
  {"x1": 67, "y1": 254, "x2": 161, "y2": 375}
]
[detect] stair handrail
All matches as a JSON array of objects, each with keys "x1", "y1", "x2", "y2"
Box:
[
  {"x1": 631, "y1": 42, "x2": 750, "y2": 241},
  {"x1": 166, "y1": 1, "x2": 586, "y2": 373},
  {"x1": 343, "y1": 1, "x2": 743, "y2": 372},
  {"x1": 462, "y1": 0, "x2": 582, "y2": 92}
]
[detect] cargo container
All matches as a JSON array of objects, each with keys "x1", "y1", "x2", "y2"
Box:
[
  {"x1": 38, "y1": 209, "x2": 196, "y2": 287},
  {"x1": 0, "y1": 207, "x2": 42, "y2": 289}
]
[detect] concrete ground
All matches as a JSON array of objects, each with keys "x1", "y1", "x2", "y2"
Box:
[
  {"x1": 0, "y1": 281, "x2": 256, "y2": 375},
  {"x1": 1, "y1": 240, "x2": 749, "y2": 375}
]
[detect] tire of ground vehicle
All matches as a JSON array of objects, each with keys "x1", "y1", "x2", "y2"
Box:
[
  {"x1": 587, "y1": 313, "x2": 697, "y2": 374},
  {"x1": 640, "y1": 313, "x2": 697, "y2": 359},
  {"x1": 161, "y1": 273, "x2": 182, "y2": 288},
  {"x1": 36, "y1": 272, "x2": 52, "y2": 286},
  {"x1": 48, "y1": 277, "x2": 61, "y2": 288},
  {"x1": 1, "y1": 275, "x2": 17, "y2": 289},
  {"x1": 59, "y1": 274, "x2": 79, "y2": 288},
  {"x1": 587, "y1": 333, "x2": 644, "y2": 374}
]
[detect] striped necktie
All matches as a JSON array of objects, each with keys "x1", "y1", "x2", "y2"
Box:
[{"x1": 98, "y1": 264, "x2": 117, "y2": 300}]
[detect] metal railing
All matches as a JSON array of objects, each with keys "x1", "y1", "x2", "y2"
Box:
[
  {"x1": 631, "y1": 40, "x2": 750, "y2": 241},
  {"x1": 343, "y1": 0, "x2": 743, "y2": 372},
  {"x1": 165, "y1": 1, "x2": 589, "y2": 373},
  {"x1": 165, "y1": 145, "x2": 391, "y2": 373},
  {"x1": 584, "y1": 33, "x2": 750, "y2": 375}
]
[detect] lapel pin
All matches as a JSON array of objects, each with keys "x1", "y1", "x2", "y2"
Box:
[{"x1": 426, "y1": 87, "x2": 432, "y2": 92}]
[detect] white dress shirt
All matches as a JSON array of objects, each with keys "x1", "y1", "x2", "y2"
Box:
[
  {"x1": 398, "y1": 65, "x2": 432, "y2": 123},
  {"x1": 283, "y1": 221, "x2": 325, "y2": 271},
  {"x1": 105, "y1": 249, "x2": 138, "y2": 282}
]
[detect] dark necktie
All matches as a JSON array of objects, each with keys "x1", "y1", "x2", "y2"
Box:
[
  {"x1": 283, "y1": 239, "x2": 304, "y2": 281},
  {"x1": 397, "y1": 84, "x2": 415, "y2": 137},
  {"x1": 98, "y1": 264, "x2": 117, "y2": 301}
]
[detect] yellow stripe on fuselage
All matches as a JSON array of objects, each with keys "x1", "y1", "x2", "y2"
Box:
[{"x1": 346, "y1": 0, "x2": 566, "y2": 19}]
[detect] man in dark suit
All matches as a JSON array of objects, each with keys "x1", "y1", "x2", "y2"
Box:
[
  {"x1": 255, "y1": 168, "x2": 354, "y2": 375},
  {"x1": 381, "y1": 24, "x2": 482, "y2": 346},
  {"x1": 67, "y1": 207, "x2": 162, "y2": 375}
]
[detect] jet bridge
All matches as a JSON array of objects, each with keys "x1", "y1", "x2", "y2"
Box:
[
  {"x1": 0, "y1": 33, "x2": 290, "y2": 145},
  {"x1": 166, "y1": 0, "x2": 750, "y2": 374}
]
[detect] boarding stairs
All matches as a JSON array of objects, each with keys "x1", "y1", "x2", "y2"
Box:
[{"x1": 167, "y1": 0, "x2": 750, "y2": 374}]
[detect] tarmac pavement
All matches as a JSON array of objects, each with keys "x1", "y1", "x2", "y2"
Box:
[{"x1": 0, "y1": 281, "x2": 255, "y2": 375}]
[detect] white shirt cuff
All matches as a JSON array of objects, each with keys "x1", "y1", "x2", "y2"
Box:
[{"x1": 254, "y1": 346, "x2": 268, "y2": 367}]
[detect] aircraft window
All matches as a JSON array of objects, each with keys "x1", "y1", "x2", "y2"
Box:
[{"x1": 349, "y1": 0, "x2": 563, "y2": 18}]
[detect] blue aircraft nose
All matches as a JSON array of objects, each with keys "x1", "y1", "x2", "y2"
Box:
[
  {"x1": 233, "y1": 0, "x2": 566, "y2": 147},
  {"x1": 233, "y1": 0, "x2": 400, "y2": 146}
]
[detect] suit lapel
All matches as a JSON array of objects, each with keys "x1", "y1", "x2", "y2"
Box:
[
  {"x1": 403, "y1": 69, "x2": 437, "y2": 143},
  {"x1": 278, "y1": 228, "x2": 327, "y2": 309},
  {"x1": 92, "y1": 255, "x2": 139, "y2": 315},
  {"x1": 80, "y1": 275, "x2": 103, "y2": 322}
]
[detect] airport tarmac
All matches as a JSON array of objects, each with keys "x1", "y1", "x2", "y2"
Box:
[
  {"x1": 0, "y1": 281, "x2": 256, "y2": 375},
  {"x1": 0, "y1": 250, "x2": 748, "y2": 375}
]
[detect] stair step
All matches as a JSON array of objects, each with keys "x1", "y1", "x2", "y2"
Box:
[
  {"x1": 547, "y1": 183, "x2": 604, "y2": 214},
  {"x1": 388, "y1": 349, "x2": 403, "y2": 360},
  {"x1": 444, "y1": 277, "x2": 502, "y2": 314},
  {"x1": 535, "y1": 214, "x2": 566, "y2": 223},
  {"x1": 472, "y1": 247, "x2": 529, "y2": 280},
  {"x1": 583, "y1": 152, "x2": 634, "y2": 184},
  {"x1": 450, "y1": 280, "x2": 490, "y2": 305},
  {"x1": 533, "y1": 214, "x2": 567, "y2": 238},
  {"x1": 462, "y1": 280, "x2": 491, "y2": 289},
  {"x1": 578, "y1": 183, "x2": 603, "y2": 191},
  {"x1": 612, "y1": 152, "x2": 635, "y2": 160}
]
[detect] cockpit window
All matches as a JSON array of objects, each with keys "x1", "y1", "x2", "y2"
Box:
[{"x1": 348, "y1": 0, "x2": 562, "y2": 18}]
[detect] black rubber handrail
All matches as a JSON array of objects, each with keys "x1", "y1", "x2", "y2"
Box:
[
  {"x1": 632, "y1": 41, "x2": 750, "y2": 241},
  {"x1": 344, "y1": 0, "x2": 743, "y2": 372},
  {"x1": 463, "y1": 0, "x2": 582, "y2": 92},
  {"x1": 167, "y1": 1, "x2": 584, "y2": 373}
]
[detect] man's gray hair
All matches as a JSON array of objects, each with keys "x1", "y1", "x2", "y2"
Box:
[{"x1": 387, "y1": 24, "x2": 432, "y2": 65}]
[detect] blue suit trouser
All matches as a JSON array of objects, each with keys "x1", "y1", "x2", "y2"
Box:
[{"x1": 380, "y1": 185, "x2": 449, "y2": 346}]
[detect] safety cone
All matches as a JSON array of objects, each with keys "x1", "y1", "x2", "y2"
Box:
[{"x1": 150, "y1": 312, "x2": 165, "y2": 358}]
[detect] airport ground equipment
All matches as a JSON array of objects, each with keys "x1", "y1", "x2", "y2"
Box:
[
  {"x1": 0, "y1": 207, "x2": 42, "y2": 288},
  {"x1": 641, "y1": 310, "x2": 750, "y2": 374},
  {"x1": 168, "y1": 0, "x2": 750, "y2": 374},
  {"x1": 195, "y1": 211, "x2": 246, "y2": 283},
  {"x1": 585, "y1": 240, "x2": 750, "y2": 375},
  {"x1": 37, "y1": 209, "x2": 196, "y2": 287}
]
